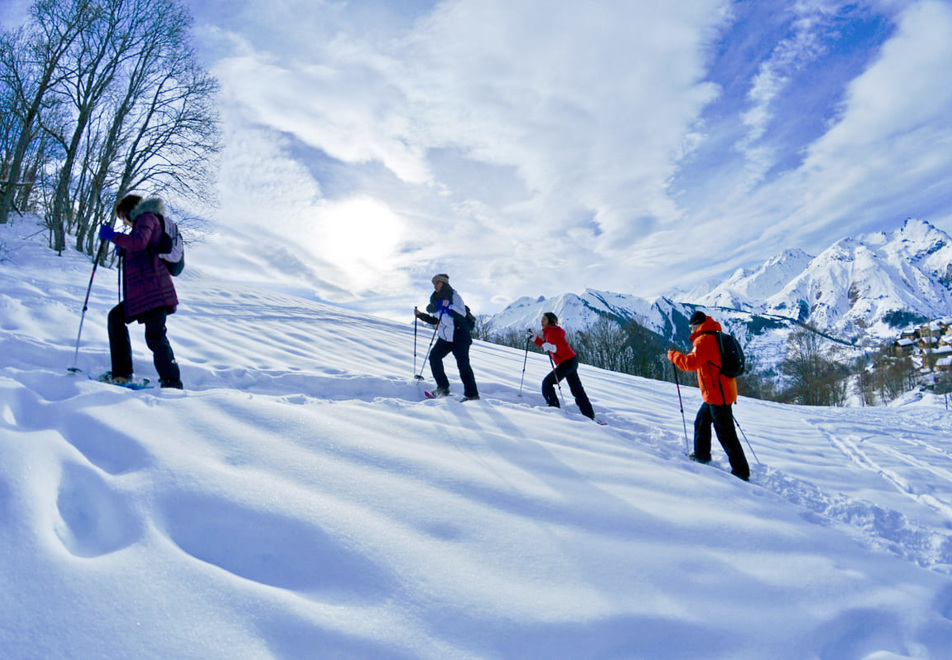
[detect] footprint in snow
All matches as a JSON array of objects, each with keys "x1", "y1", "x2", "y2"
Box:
[
  {"x1": 161, "y1": 493, "x2": 395, "y2": 603},
  {"x1": 61, "y1": 414, "x2": 153, "y2": 475},
  {"x1": 54, "y1": 462, "x2": 143, "y2": 558}
]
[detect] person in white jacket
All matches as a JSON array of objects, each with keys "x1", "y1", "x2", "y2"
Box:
[{"x1": 414, "y1": 274, "x2": 479, "y2": 400}]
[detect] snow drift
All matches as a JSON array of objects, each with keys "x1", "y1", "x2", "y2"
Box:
[{"x1": 2, "y1": 219, "x2": 952, "y2": 658}]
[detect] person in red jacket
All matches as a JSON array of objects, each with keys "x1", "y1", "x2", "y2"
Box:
[
  {"x1": 668, "y1": 311, "x2": 749, "y2": 481},
  {"x1": 98, "y1": 194, "x2": 182, "y2": 389},
  {"x1": 529, "y1": 312, "x2": 595, "y2": 419}
]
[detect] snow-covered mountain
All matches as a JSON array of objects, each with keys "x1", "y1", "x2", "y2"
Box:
[
  {"x1": 695, "y1": 248, "x2": 814, "y2": 311},
  {"x1": 485, "y1": 289, "x2": 690, "y2": 341},
  {"x1": 487, "y1": 219, "x2": 952, "y2": 364},
  {"x1": 694, "y1": 218, "x2": 952, "y2": 340}
]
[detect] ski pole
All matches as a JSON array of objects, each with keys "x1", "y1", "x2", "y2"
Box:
[
  {"x1": 415, "y1": 307, "x2": 445, "y2": 380},
  {"x1": 69, "y1": 238, "x2": 108, "y2": 373},
  {"x1": 671, "y1": 362, "x2": 690, "y2": 455},
  {"x1": 413, "y1": 310, "x2": 420, "y2": 379},
  {"x1": 733, "y1": 412, "x2": 761, "y2": 464},
  {"x1": 518, "y1": 333, "x2": 531, "y2": 396},
  {"x1": 548, "y1": 352, "x2": 567, "y2": 414}
]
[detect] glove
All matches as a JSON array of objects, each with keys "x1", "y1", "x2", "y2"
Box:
[
  {"x1": 526, "y1": 328, "x2": 535, "y2": 338},
  {"x1": 542, "y1": 342, "x2": 556, "y2": 353},
  {"x1": 441, "y1": 299, "x2": 450, "y2": 309},
  {"x1": 667, "y1": 349, "x2": 678, "y2": 363},
  {"x1": 98, "y1": 224, "x2": 115, "y2": 242}
]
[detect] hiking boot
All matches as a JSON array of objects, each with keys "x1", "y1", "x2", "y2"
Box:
[
  {"x1": 689, "y1": 453, "x2": 711, "y2": 464},
  {"x1": 460, "y1": 394, "x2": 480, "y2": 402},
  {"x1": 160, "y1": 379, "x2": 184, "y2": 390},
  {"x1": 100, "y1": 371, "x2": 131, "y2": 385},
  {"x1": 433, "y1": 387, "x2": 451, "y2": 398}
]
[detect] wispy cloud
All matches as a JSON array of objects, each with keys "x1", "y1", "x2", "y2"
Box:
[
  {"x1": 175, "y1": 0, "x2": 952, "y2": 313},
  {"x1": 720, "y1": 0, "x2": 952, "y2": 259},
  {"x1": 736, "y1": 1, "x2": 859, "y2": 190}
]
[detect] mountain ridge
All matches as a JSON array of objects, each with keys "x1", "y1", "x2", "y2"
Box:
[{"x1": 485, "y1": 218, "x2": 952, "y2": 371}]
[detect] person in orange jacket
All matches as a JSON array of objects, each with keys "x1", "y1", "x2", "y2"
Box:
[{"x1": 668, "y1": 311, "x2": 749, "y2": 481}]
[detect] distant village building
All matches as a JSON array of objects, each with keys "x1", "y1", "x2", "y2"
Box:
[
  {"x1": 895, "y1": 337, "x2": 916, "y2": 356},
  {"x1": 894, "y1": 319, "x2": 952, "y2": 375}
]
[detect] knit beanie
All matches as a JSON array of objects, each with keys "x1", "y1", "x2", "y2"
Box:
[
  {"x1": 689, "y1": 311, "x2": 707, "y2": 326},
  {"x1": 432, "y1": 273, "x2": 450, "y2": 285}
]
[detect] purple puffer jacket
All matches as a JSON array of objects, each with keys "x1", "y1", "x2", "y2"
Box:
[{"x1": 111, "y1": 198, "x2": 178, "y2": 320}]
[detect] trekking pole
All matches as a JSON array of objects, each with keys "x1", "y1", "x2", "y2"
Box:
[
  {"x1": 671, "y1": 362, "x2": 690, "y2": 455},
  {"x1": 518, "y1": 333, "x2": 531, "y2": 396},
  {"x1": 413, "y1": 310, "x2": 420, "y2": 379},
  {"x1": 415, "y1": 307, "x2": 445, "y2": 380},
  {"x1": 733, "y1": 412, "x2": 761, "y2": 464},
  {"x1": 547, "y1": 352, "x2": 568, "y2": 413},
  {"x1": 68, "y1": 238, "x2": 108, "y2": 373}
]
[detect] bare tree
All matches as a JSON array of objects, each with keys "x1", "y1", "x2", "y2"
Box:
[
  {"x1": 73, "y1": 0, "x2": 219, "y2": 253},
  {"x1": 112, "y1": 35, "x2": 220, "y2": 205},
  {"x1": 0, "y1": 0, "x2": 97, "y2": 225},
  {"x1": 872, "y1": 353, "x2": 918, "y2": 404},
  {"x1": 780, "y1": 328, "x2": 849, "y2": 405},
  {"x1": 573, "y1": 317, "x2": 628, "y2": 373},
  {"x1": 620, "y1": 318, "x2": 668, "y2": 380},
  {"x1": 45, "y1": 0, "x2": 160, "y2": 253},
  {"x1": 1, "y1": 0, "x2": 220, "y2": 255}
]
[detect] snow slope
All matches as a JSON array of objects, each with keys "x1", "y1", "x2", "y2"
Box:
[{"x1": 2, "y1": 219, "x2": 952, "y2": 659}]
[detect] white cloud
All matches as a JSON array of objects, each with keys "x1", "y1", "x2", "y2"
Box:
[
  {"x1": 185, "y1": 0, "x2": 952, "y2": 312},
  {"x1": 662, "y1": 0, "x2": 952, "y2": 291},
  {"x1": 735, "y1": 0, "x2": 844, "y2": 187},
  {"x1": 204, "y1": 0, "x2": 731, "y2": 307},
  {"x1": 754, "y1": 0, "x2": 952, "y2": 247}
]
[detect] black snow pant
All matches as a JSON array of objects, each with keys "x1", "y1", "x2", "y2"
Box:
[
  {"x1": 429, "y1": 337, "x2": 478, "y2": 398},
  {"x1": 108, "y1": 303, "x2": 181, "y2": 387},
  {"x1": 694, "y1": 402, "x2": 749, "y2": 479},
  {"x1": 542, "y1": 356, "x2": 595, "y2": 419}
]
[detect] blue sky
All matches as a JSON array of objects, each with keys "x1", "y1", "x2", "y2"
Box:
[{"x1": 4, "y1": 0, "x2": 952, "y2": 319}]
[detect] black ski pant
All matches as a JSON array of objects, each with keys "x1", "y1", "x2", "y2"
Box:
[
  {"x1": 108, "y1": 304, "x2": 181, "y2": 386},
  {"x1": 694, "y1": 402, "x2": 749, "y2": 479},
  {"x1": 542, "y1": 356, "x2": 595, "y2": 419},
  {"x1": 429, "y1": 337, "x2": 478, "y2": 398}
]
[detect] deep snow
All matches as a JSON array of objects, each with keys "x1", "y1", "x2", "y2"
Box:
[{"x1": 2, "y1": 218, "x2": 952, "y2": 659}]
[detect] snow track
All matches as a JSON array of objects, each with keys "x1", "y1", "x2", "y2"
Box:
[{"x1": 4, "y1": 219, "x2": 952, "y2": 657}]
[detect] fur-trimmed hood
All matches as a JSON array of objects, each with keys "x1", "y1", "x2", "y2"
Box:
[{"x1": 129, "y1": 197, "x2": 166, "y2": 222}]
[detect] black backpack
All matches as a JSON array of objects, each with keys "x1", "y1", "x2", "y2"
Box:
[
  {"x1": 704, "y1": 330, "x2": 746, "y2": 378},
  {"x1": 464, "y1": 305, "x2": 477, "y2": 332}
]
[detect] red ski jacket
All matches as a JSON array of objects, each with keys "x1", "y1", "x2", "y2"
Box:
[{"x1": 534, "y1": 325, "x2": 577, "y2": 366}]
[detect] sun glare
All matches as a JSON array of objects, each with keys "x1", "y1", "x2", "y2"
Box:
[{"x1": 320, "y1": 198, "x2": 405, "y2": 289}]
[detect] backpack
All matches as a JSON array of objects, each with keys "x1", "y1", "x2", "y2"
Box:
[
  {"x1": 464, "y1": 305, "x2": 477, "y2": 333},
  {"x1": 154, "y1": 214, "x2": 185, "y2": 276},
  {"x1": 704, "y1": 330, "x2": 746, "y2": 378}
]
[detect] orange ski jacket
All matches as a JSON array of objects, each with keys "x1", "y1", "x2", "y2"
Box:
[{"x1": 668, "y1": 317, "x2": 737, "y2": 406}]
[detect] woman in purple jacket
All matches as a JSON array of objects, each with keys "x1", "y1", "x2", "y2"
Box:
[{"x1": 98, "y1": 194, "x2": 183, "y2": 389}]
